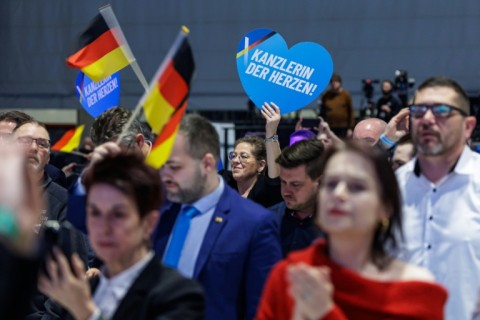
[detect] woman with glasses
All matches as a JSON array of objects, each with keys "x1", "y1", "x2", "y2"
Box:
[
  {"x1": 256, "y1": 142, "x2": 447, "y2": 319},
  {"x1": 221, "y1": 102, "x2": 283, "y2": 208}
]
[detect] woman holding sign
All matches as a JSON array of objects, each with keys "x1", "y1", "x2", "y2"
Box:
[
  {"x1": 256, "y1": 142, "x2": 447, "y2": 319},
  {"x1": 221, "y1": 102, "x2": 283, "y2": 208}
]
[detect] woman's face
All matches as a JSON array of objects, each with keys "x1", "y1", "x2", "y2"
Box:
[
  {"x1": 317, "y1": 151, "x2": 388, "y2": 238},
  {"x1": 87, "y1": 183, "x2": 154, "y2": 271},
  {"x1": 230, "y1": 142, "x2": 265, "y2": 182}
]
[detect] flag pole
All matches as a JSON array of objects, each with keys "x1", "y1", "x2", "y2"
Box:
[
  {"x1": 115, "y1": 26, "x2": 190, "y2": 145},
  {"x1": 99, "y1": 4, "x2": 149, "y2": 92}
]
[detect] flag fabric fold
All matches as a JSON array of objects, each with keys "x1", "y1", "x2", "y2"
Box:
[
  {"x1": 143, "y1": 27, "x2": 195, "y2": 168},
  {"x1": 66, "y1": 6, "x2": 134, "y2": 82},
  {"x1": 146, "y1": 102, "x2": 187, "y2": 168},
  {"x1": 143, "y1": 30, "x2": 195, "y2": 134},
  {"x1": 51, "y1": 125, "x2": 85, "y2": 152}
]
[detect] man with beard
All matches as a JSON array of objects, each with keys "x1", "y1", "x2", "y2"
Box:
[
  {"x1": 395, "y1": 76, "x2": 479, "y2": 320},
  {"x1": 153, "y1": 114, "x2": 281, "y2": 320},
  {"x1": 269, "y1": 139, "x2": 324, "y2": 257}
]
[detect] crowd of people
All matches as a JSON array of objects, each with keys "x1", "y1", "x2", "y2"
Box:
[{"x1": 0, "y1": 75, "x2": 479, "y2": 319}]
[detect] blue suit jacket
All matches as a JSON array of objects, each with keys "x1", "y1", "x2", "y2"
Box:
[{"x1": 153, "y1": 185, "x2": 282, "y2": 320}]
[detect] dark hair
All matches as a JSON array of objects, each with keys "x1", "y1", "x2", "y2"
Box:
[
  {"x1": 179, "y1": 113, "x2": 220, "y2": 162},
  {"x1": 415, "y1": 76, "x2": 470, "y2": 115},
  {"x1": 319, "y1": 141, "x2": 402, "y2": 270},
  {"x1": 330, "y1": 73, "x2": 342, "y2": 83},
  {"x1": 234, "y1": 136, "x2": 266, "y2": 162},
  {"x1": 0, "y1": 111, "x2": 33, "y2": 127},
  {"x1": 83, "y1": 151, "x2": 163, "y2": 218},
  {"x1": 276, "y1": 139, "x2": 324, "y2": 180},
  {"x1": 90, "y1": 107, "x2": 152, "y2": 146}
]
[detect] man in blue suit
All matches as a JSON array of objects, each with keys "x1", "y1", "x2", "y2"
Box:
[{"x1": 153, "y1": 114, "x2": 282, "y2": 320}]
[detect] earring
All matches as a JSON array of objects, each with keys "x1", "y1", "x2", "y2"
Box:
[{"x1": 380, "y1": 218, "x2": 390, "y2": 234}]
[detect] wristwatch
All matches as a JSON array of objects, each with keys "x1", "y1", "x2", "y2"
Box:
[{"x1": 265, "y1": 134, "x2": 279, "y2": 142}]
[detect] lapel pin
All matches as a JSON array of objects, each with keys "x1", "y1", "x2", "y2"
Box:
[{"x1": 215, "y1": 216, "x2": 223, "y2": 223}]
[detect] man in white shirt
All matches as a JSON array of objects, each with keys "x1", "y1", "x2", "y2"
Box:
[{"x1": 395, "y1": 76, "x2": 479, "y2": 319}]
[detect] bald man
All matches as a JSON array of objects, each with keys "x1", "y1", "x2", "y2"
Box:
[{"x1": 352, "y1": 118, "x2": 387, "y2": 146}]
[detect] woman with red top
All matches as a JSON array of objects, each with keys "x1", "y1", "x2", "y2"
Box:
[{"x1": 256, "y1": 142, "x2": 447, "y2": 320}]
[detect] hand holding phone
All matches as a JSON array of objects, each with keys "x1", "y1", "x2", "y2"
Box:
[{"x1": 40, "y1": 220, "x2": 76, "y2": 278}]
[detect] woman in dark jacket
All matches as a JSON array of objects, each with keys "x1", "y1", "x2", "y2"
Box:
[{"x1": 39, "y1": 152, "x2": 204, "y2": 320}]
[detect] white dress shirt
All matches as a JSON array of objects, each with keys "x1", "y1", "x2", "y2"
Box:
[
  {"x1": 396, "y1": 146, "x2": 480, "y2": 320},
  {"x1": 90, "y1": 252, "x2": 154, "y2": 320}
]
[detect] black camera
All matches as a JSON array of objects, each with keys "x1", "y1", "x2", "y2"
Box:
[
  {"x1": 40, "y1": 220, "x2": 76, "y2": 278},
  {"x1": 394, "y1": 70, "x2": 415, "y2": 92},
  {"x1": 394, "y1": 70, "x2": 415, "y2": 107}
]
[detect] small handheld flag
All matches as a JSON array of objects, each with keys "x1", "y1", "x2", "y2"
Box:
[
  {"x1": 116, "y1": 26, "x2": 195, "y2": 169},
  {"x1": 66, "y1": 5, "x2": 135, "y2": 82},
  {"x1": 51, "y1": 125, "x2": 85, "y2": 152},
  {"x1": 143, "y1": 26, "x2": 195, "y2": 134}
]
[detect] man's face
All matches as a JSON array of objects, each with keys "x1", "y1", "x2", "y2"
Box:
[
  {"x1": 14, "y1": 123, "x2": 50, "y2": 173},
  {"x1": 381, "y1": 81, "x2": 393, "y2": 95},
  {"x1": 411, "y1": 86, "x2": 476, "y2": 157},
  {"x1": 160, "y1": 133, "x2": 206, "y2": 204},
  {"x1": 391, "y1": 143, "x2": 415, "y2": 171},
  {"x1": 330, "y1": 80, "x2": 341, "y2": 91},
  {"x1": 280, "y1": 165, "x2": 318, "y2": 213}
]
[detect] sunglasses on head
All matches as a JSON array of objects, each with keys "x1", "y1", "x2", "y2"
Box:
[{"x1": 409, "y1": 103, "x2": 468, "y2": 118}]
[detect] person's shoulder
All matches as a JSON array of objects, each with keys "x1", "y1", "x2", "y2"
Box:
[
  {"x1": 389, "y1": 259, "x2": 436, "y2": 283},
  {"x1": 223, "y1": 185, "x2": 269, "y2": 213},
  {"x1": 146, "y1": 256, "x2": 203, "y2": 291},
  {"x1": 46, "y1": 180, "x2": 68, "y2": 202}
]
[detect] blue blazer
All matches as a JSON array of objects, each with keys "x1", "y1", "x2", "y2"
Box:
[{"x1": 153, "y1": 185, "x2": 282, "y2": 320}]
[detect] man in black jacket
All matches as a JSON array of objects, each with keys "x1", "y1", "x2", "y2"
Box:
[{"x1": 269, "y1": 139, "x2": 325, "y2": 257}]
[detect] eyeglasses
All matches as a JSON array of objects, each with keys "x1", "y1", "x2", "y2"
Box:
[
  {"x1": 409, "y1": 103, "x2": 467, "y2": 119},
  {"x1": 17, "y1": 136, "x2": 50, "y2": 150},
  {"x1": 228, "y1": 151, "x2": 251, "y2": 162}
]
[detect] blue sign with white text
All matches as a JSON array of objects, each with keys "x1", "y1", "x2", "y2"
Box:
[
  {"x1": 75, "y1": 71, "x2": 121, "y2": 118},
  {"x1": 236, "y1": 28, "x2": 333, "y2": 114}
]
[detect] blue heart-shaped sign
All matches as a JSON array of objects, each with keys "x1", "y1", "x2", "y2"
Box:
[{"x1": 236, "y1": 28, "x2": 333, "y2": 114}]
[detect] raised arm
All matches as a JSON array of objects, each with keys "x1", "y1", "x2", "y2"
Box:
[
  {"x1": 377, "y1": 107, "x2": 410, "y2": 151},
  {"x1": 261, "y1": 102, "x2": 281, "y2": 179}
]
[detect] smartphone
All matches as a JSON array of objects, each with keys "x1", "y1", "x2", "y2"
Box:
[{"x1": 40, "y1": 220, "x2": 76, "y2": 278}]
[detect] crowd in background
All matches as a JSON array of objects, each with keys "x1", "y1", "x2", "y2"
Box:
[{"x1": 1, "y1": 75, "x2": 480, "y2": 319}]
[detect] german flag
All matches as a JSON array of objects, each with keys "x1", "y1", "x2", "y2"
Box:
[
  {"x1": 146, "y1": 102, "x2": 187, "y2": 168},
  {"x1": 66, "y1": 13, "x2": 131, "y2": 82},
  {"x1": 51, "y1": 125, "x2": 85, "y2": 152},
  {"x1": 143, "y1": 27, "x2": 194, "y2": 168},
  {"x1": 143, "y1": 30, "x2": 194, "y2": 134}
]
